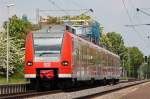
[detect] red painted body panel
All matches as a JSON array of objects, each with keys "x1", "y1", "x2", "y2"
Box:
[
  {"x1": 24, "y1": 32, "x2": 34, "y2": 74},
  {"x1": 25, "y1": 32, "x2": 34, "y2": 63},
  {"x1": 60, "y1": 32, "x2": 72, "y2": 73},
  {"x1": 24, "y1": 31, "x2": 73, "y2": 78}
]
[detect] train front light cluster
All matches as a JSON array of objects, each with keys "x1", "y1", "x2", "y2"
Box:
[
  {"x1": 61, "y1": 61, "x2": 69, "y2": 66},
  {"x1": 27, "y1": 61, "x2": 33, "y2": 66}
]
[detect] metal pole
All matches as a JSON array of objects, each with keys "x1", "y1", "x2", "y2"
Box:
[
  {"x1": 6, "y1": 4, "x2": 14, "y2": 83},
  {"x1": 128, "y1": 49, "x2": 131, "y2": 78},
  {"x1": 36, "y1": 8, "x2": 39, "y2": 25},
  {"x1": 6, "y1": 6, "x2": 9, "y2": 83},
  {"x1": 147, "y1": 61, "x2": 149, "y2": 79},
  {"x1": 122, "y1": 58, "x2": 125, "y2": 78}
]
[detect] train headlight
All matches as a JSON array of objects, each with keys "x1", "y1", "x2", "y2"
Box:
[
  {"x1": 27, "y1": 61, "x2": 33, "y2": 66},
  {"x1": 61, "y1": 61, "x2": 69, "y2": 66}
]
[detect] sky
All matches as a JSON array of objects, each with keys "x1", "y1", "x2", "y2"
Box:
[{"x1": 0, "y1": 0, "x2": 150, "y2": 55}]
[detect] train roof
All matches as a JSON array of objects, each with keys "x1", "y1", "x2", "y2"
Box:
[
  {"x1": 31, "y1": 25, "x2": 119, "y2": 58},
  {"x1": 32, "y1": 25, "x2": 65, "y2": 38},
  {"x1": 37, "y1": 25, "x2": 66, "y2": 33},
  {"x1": 32, "y1": 32, "x2": 64, "y2": 38}
]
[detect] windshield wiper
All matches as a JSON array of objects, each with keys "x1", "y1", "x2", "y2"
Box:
[{"x1": 39, "y1": 52, "x2": 59, "y2": 56}]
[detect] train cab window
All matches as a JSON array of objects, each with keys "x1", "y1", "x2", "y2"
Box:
[{"x1": 33, "y1": 33, "x2": 63, "y2": 62}]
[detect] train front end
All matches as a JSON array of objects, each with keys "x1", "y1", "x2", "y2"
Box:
[{"x1": 24, "y1": 30, "x2": 72, "y2": 90}]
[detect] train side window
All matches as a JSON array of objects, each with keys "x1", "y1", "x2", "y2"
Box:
[
  {"x1": 107, "y1": 54, "x2": 109, "y2": 66},
  {"x1": 101, "y1": 51, "x2": 104, "y2": 66},
  {"x1": 111, "y1": 56, "x2": 113, "y2": 66},
  {"x1": 115, "y1": 58, "x2": 117, "y2": 67},
  {"x1": 112, "y1": 56, "x2": 114, "y2": 66},
  {"x1": 87, "y1": 46, "x2": 89, "y2": 66},
  {"x1": 81, "y1": 45, "x2": 83, "y2": 64},
  {"x1": 103, "y1": 52, "x2": 106, "y2": 66},
  {"x1": 66, "y1": 25, "x2": 69, "y2": 31},
  {"x1": 72, "y1": 28, "x2": 76, "y2": 34},
  {"x1": 98, "y1": 51, "x2": 101, "y2": 64},
  {"x1": 106, "y1": 54, "x2": 108, "y2": 66}
]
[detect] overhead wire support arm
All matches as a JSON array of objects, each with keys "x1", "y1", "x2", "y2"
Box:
[
  {"x1": 136, "y1": 8, "x2": 150, "y2": 17},
  {"x1": 124, "y1": 8, "x2": 150, "y2": 27},
  {"x1": 39, "y1": 9, "x2": 91, "y2": 12},
  {"x1": 124, "y1": 24, "x2": 150, "y2": 27}
]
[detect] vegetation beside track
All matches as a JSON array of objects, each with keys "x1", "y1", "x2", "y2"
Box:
[{"x1": 0, "y1": 71, "x2": 28, "y2": 84}]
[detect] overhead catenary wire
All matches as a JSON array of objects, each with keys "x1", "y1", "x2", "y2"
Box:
[
  {"x1": 121, "y1": 0, "x2": 145, "y2": 35},
  {"x1": 70, "y1": 0, "x2": 82, "y2": 8},
  {"x1": 47, "y1": 0, "x2": 94, "y2": 17},
  {"x1": 129, "y1": 0, "x2": 150, "y2": 42},
  {"x1": 121, "y1": 0, "x2": 133, "y2": 25},
  {"x1": 48, "y1": 0, "x2": 70, "y2": 16},
  {"x1": 121, "y1": 0, "x2": 150, "y2": 54},
  {"x1": 50, "y1": 0, "x2": 101, "y2": 23},
  {"x1": 37, "y1": 8, "x2": 95, "y2": 20},
  {"x1": 140, "y1": 8, "x2": 150, "y2": 10}
]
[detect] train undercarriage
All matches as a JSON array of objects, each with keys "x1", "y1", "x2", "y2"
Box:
[{"x1": 29, "y1": 68, "x2": 119, "y2": 91}]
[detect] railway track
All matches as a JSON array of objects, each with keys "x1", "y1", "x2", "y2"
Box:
[
  {"x1": 0, "y1": 80, "x2": 148, "y2": 99},
  {"x1": 28, "y1": 80, "x2": 149, "y2": 99},
  {"x1": 0, "y1": 90, "x2": 62, "y2": 99},
  {"x1": 76, "y1": 80, "x2": 150, "y2": 99}
]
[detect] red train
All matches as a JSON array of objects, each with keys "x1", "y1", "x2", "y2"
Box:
[{"x1": 24, "y1": 26, "x2": 122, "y2": 90}]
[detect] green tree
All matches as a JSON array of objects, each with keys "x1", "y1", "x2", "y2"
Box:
[
  {"x1": 1, "y1": 15, "x2": 32, "y2": 76},
  {"x1": 100, "y1": 32, "x2": 127, "y2": 59},
  {"x1": 147, "y1": 56, "x2": 150, "y2": 78},
  {"x1": 3, "y1": 15, "x2": 32, "y2": 40},
  {"x1": 128, "y1": 47, "x2": 144, "y2": 78},
  {"x1": 138, "y1": 55, "x2": 150, "y2": 79},
  {"x1": 0, "y1": 32, "x2": 24, "y2": 76},
  {"x1": 100, "y1": 34, "x2": 112, "y2": 49},
  {"x1": 100, "y1": 32, "x2": 131, "y2": 78}
]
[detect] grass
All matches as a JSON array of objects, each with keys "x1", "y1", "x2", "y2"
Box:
[
  {"x1": 0, "y1": 71, "x2": 29, "y2": 84},
  {"x1": 0, "y1": 78, "x2": 28, "y2": 84}
]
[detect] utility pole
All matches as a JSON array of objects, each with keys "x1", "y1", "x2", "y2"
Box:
[
  {"x1": 147, "y1": 56, "x2": 150, "y2": 79},
  {"x1": 128, "y1": 49, "x2": 131, "y2": 78},
  {"x1": 36, "y1": 8, "x2": 40, "y2": 28},
  {"x1": 6, "y1": 3, "x2": 14, "y2": 83}
]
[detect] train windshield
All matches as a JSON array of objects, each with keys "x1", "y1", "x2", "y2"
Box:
[{"x1": 33, "y1": 33, "x2": 63, "y2": 62}]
